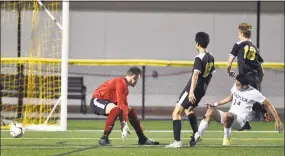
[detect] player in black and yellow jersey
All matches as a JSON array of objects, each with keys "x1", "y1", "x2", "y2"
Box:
[
  {"x1": 165, "y1": 32, "x2": 215, "y2": 148},
  {"x1": 226, "y1": 23, "x2": 270, "y2": 123}
]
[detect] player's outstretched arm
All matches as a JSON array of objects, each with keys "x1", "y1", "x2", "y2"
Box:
[
  {"x1": 214, "y1": 93, "x2": 233, "y2": 107},
  {"x1": 263, "y1": 99, "x2": 284, "y2": 133}
]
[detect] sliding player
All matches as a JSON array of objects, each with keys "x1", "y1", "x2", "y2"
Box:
[{"x1": 191, "y1": 73, "x2": 283, "y2": 147}]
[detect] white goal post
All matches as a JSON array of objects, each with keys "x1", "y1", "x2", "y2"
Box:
[{"x1": 24, "y1": 1, "x2": 69, "y2": 131}]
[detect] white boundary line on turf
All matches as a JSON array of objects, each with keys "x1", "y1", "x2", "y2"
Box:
[
  {"x1": 67, "y1": 130, "x2": 278, "y2": 133},
  {"x1": 1, "y1": 130, "x2": 278, "y2": 133},
  {"x1": 0, "y1": 137, "x2": 283, "y2": 140},
  {"x1": 0, "y1": 144, "x2": 283, "y2": 149}
]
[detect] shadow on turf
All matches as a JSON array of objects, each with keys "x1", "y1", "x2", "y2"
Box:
[{"x1": 55, "y1": 141, "x2": 99, "y2": 156}]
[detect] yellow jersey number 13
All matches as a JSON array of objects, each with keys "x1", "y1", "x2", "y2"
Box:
[{"x1": 203, "y1": 62, "x2": 214, "y2": 78}]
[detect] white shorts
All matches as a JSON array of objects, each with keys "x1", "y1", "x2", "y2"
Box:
[{"x1": 212, "y1": 109, "x2": 247, "y2": 130}]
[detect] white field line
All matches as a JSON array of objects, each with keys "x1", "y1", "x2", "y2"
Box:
[
  {"x1": 68, "y1": 130, "x2": 278, "y2": 133},
  {"x1": 1, "y1": 137, "x2": 283, "y2": 140},
  {"x1": 1, "y1": 144, "x2": 284, "y2": 149},
  {"x1": 1, "y1": 130, "x2": 279, "y2": 133}
]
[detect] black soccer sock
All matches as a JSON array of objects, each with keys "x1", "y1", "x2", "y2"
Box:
[
  {"x1": 128, "y1": 108, "x2": 147, "y2": 140},
  {"x1": 173, "y1": 120, "x2": 181, "y2": 141},
  {"x1": 188, "y1": 113, "x2": 198, "y2": 134}
]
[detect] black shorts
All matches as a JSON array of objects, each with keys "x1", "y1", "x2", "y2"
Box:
[
  {"x1": 176, "y1": 82, "x2": 207, "y2": 109},
  {"x1": 90, "y1": 98, "x2": 111, "y2": 116},
  {"x1": 246, "y1": 72, "x2": 260, "y2": 90}
]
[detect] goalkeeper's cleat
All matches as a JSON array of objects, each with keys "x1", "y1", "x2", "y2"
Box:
[
  {"x1": 190, "y1": 132, "x2": 201, "y2": 147},
  {"x1": 222, "y1": 138, "x2": 232, "y2": 146},
  {"x1": 165, "y1": 140, "x2": 182, "y2": 148},
  {"x1": 238, "y1": 121, "x2": 251, "y2": 131},
  {"x1": 138, "y1": 138, "x2": 160, "y2": 145},
  {"x1": 99, "y1": 136, "x2": 112, "y2": 146}
]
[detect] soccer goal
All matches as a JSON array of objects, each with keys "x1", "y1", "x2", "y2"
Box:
[{"x1": 1, "y1": 1, "x2": 69, "y2": 131}]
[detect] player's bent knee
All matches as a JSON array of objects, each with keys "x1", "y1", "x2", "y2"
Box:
[
  {"x1": 172, "y1": 110, "x2": 178, "y2": 117},
  {"x1": 223, "y1": 112, "x2": 230, "y2": 120},
  {"x1": 172, "y1": 107, "x2": 183, "y2": 119},
  {"x1": 189, "y1": 110, "x2": 194, "y2": 114},
  {"x1": 173, "y1": 106, "x2": 184, "y2": 114},
  {"x1": 184, "y1": 109, "x2": 193, "y2": 116},
  {"x1": 223, "y1": 112, "x2": 234, "y2": 126},
  {"x1": 105, "y1": 103, "x2": 118, "y2": 115},
  {"x1": 204, "y1": 107, "x2": 214, "y2": 116},
  {"x1": 129, "y1": 107, "x2": 135, "y2": 113},
  {"x1": 204, "y1": 112, "x2": 213, "y2": 121},
  {"x1": 128, "y1": 107, "x2": 138, "y2": 119},
  {"x1": 223, "y1": 113, "x2": 227, "y2": 121},
  {"x1": 207, "y1": 106, "x2": 214, "y2": 112},
  {"x1": 204, "y1": 112, "x2": 212, "y2": 118}
]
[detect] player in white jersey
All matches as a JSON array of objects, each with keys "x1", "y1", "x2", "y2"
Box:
[{"x1": 190, "y1": 73, "x2": 283, "y2": 146}]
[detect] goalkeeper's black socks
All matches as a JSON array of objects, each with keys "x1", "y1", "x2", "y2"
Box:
[
  {"x1": 137, "y1": 132, "x2": 147, "y2": 141},
  {"x1": 100, "y1": 135, "x2": 108, "y2": 140},
  {"x1": 173, "y1": 120, "x2": 181, "y2": 141},
  {"x1": 188, "y1": 113, "x2": 198, "y2": 134},
  {"x1": 128, "y1": 108, "x2": 147, "y2": 140}
]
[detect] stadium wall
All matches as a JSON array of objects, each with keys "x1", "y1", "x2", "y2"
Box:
[
  {"x1": 2, "y1": 2, "x2": 284, "y2": 61},
  {"x1": 67, "y1": 2, "x2": 284, "y2": 62}
]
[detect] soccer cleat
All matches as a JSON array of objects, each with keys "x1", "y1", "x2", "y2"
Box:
[
  {"x1": 239, "y1": 121, "x2": 251, "y2": 131},
  {"x1": 190, "y1": 133, "x2": 202, "y2": 141},
  {"x1": 222, "y1": 138, "x2": 232, "y2": 146},
  {"x1": 138, "y1": 138, "x2": 160, "y2": 145},
  {"x1": 165, "y1": 140, "x2": 182, "y2": 148},
  {"x1": 190, "y1": 132, "x2": 201, "y2": 147},
  {"x1": 99, "y1": 137, "x2": 112, "y2": 146}
]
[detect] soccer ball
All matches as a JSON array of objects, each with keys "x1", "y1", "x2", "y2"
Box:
[{"x1": 9, "y1": 123, "x2": 24, "y2": 138}]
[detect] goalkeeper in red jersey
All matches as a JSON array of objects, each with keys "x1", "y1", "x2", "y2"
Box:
[{"x1": 91, "y1": 67, "x2": 159, "y2": 146}]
